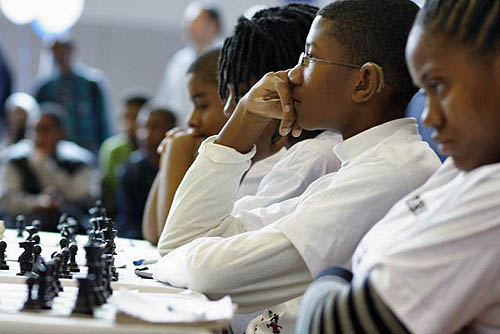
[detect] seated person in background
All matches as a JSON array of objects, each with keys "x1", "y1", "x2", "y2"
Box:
[
  {"x1": 1, "y1": 92, "x2": 40, "y2": 150},
  {"x1": 99, "y1": 94, "x2": 149, "y2": 218},
  {"x1": 142, "y1": 49, "x2": 228, "y2": 243},
  {"x1": 296, "y1": 1, "x2": 500, "y2": 333},
  {"x1": 143, "y1": 4, "x2": 342, "y2": 245},
  {"x1": 154, "y1": 0, "x2": 441, "y2": 333},
  {"x1": 0, "y1": 102, "x2": 99, "y2": 232},
  {"x1": 116, "y1": 104, "x2": 176, "y2": 239}
]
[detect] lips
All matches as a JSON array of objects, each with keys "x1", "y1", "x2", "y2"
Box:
[{"x1": 433, "y1": 136, "x2": 454, "y2": 154}]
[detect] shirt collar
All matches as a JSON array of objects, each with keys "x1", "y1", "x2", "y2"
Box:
[{"x1": 334, "y1": 118, "x2": 418, "y2": 166}]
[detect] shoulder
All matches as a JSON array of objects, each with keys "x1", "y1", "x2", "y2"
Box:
[
  {"x1": 1, "y1": 140, "x2": 32, "y2": 163},
  {"x1": 56, "y1": 140, "x2": 95, "y2": 166}
]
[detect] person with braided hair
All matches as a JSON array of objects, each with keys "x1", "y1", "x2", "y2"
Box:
[
  {"x1": 144, "y1": 3, "x2": 342, "y2": 245},
  {"x1": 154, "y1": 0, "x2": 441, "y2": 333},
  {"x1": 297, "y1": 0, "x2": 500, "y2": 333}
]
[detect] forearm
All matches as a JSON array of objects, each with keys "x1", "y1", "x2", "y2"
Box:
[
  {"x1": 157, "y1": 140, "x2": 196, "y2": 232},
  {"x1": 154, "y1": 227, "x2": 312, "y2": 313},
  {"x1": 216, "y1": 101, "x2": 271, "y2": 154},
  {"x1": 296, "y1": 271, "x2": 409, "y2": 334},
  {"x1": 142, "y1": 175, "x2": 160, "y2": 244},
  {"x1": 157, "y1": 137, "x2": 254, "y2": 256}
]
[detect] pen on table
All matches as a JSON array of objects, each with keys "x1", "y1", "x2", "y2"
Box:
[{"x1": 132, "y1": 258, "x2": 158, "y2": 266}]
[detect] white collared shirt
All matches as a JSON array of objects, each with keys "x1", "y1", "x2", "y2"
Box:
[
  {"x1": 235, "y1": 131, "x2": 342, "y2": 223},
  {"x1": 154, "y1": 118, "x2": 441, "y2": 334},
  {"x1": 353, "y1": 158, "x2": 500, "y2": 334}
]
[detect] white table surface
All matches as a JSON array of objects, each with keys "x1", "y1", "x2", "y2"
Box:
[{"x1": 0, "y1": 229, "x2": 229, "y2": 334}]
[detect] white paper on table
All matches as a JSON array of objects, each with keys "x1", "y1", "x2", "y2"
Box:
[{"x1": 114, "y1": 291, "x2": 235, "y2": 325}]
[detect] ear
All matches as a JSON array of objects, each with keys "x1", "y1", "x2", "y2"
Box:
[{"x1": 352, "y1": 62, "x2": 385, "y2": 103}]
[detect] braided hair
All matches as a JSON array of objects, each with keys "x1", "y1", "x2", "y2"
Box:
[
  {"x1": 416, "y1": 0, "x2": 500, "y2": 53},
  {"x1": 218, "y1": 3, "x2": 318, "y2": 102}
]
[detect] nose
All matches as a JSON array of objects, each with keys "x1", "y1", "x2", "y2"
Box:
[
  {"x1": 288, "y1": 62, "x2": 303, "y2": 87},
  {"x1": 187, "y1": 108, "x2": 201, "y2": 129},
  {"x1": 422, "y1": 96, "x2": 445, "y2": 130}
]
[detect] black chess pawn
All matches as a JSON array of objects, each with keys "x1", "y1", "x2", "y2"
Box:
[
  {"x1": 17, "y1": 240, "x2": 36, "y2": 276},
  {"x1": 15, "y1": 215, "x2": 25, "y2": 238},
  {"x1": 31, "y1": 219, "x2": 42, "y2": 232},
  {"x1": 59, "y1": 248, "x2": 72, "y2": 279},
  {"x1": 72, "y1": 275, "x2": 96, "y2": 315},
  {"x1": 22, "y1": 274, "x2": 40, "y2": 310},
  {"x1": 68, "y1": 242, "x2": 80, "y2": 272},
  {"x1": 50, "y1": 254, "x2": 63, "y2": 293},
  {"x1": 0, "y1": 241, "x2": 9, "y2": 270},
  {"x1": 59, "y1": 236, "x2": 69, "y2": 250}
]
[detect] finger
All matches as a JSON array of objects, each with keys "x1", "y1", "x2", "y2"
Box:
[
  {"x1": 274, "y1": 71, "x2": 293, "y2": 116},
  {"x1": 166, "y1": 127, "x2": 184, "y2": 138},
  {"x1": 291, "y1": 122, "x2": 303, "y2": 138}
]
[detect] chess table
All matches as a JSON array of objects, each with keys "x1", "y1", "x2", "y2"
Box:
[{"x1": 0, "y1": 229, "x2": 230, "y2": 334}]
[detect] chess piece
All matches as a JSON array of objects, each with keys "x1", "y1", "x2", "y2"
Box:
[
  {"x1": 35, "y1": 262, "x2": 52, "y2": 309},
  {"x1": 68, "y1": 242, "x2": 80, "y2": 272},
  {"x1": 0, "y1": 241, "x2": 9, "y2": 270},
  {"x1": 59, "y1": 237, "x2": 69, "y2": 250},
  {"x1": 25, "y1": 226, "x2": 38, "y2": 241},
  {"x1": 102, "y1": 218, "x2": 119, "y2": 281},
  {"x1": 59, "y1": 248, "x2": 72, "y2": 279},
  {"x1": 32, "y1": 234, "x2": 41, "y2": 245},
  {"x1": 50, "y1": 254, "x2": 63, "y2": 293},
  {"x1": 32, "y1": 245, "x2": 42, "y2": 267},
  {"x1": 15, "y1": 215, "x2": 25, "y2": 238},
  {"x1": 83, "y1": 240, "x2": 106, "y2": 305},
  {"x1": 72, "y1": 275, "x2": 96, "y2": 315},
  {"x1": 17, "y1": 240, "x2": 36, "y2": 276},
  {"x1": 22, "y1": 274, "x2": 40, "y2": 310},
  {"x1": 31, "y1": 220, "x2": 42, "y2": 232}
]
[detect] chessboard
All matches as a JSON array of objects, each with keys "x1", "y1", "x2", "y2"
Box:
[{"x1": 0, "y1": 203, "x2": 232, "y2": 333}]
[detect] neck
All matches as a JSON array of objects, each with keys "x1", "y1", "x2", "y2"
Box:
[{"x1": 341, "y1": 104, "x2": 404, "y2": 140}]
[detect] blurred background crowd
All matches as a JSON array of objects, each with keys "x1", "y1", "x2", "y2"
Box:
[{"x1": 0, "y1": 0, "x2": 426, "y2": 237}]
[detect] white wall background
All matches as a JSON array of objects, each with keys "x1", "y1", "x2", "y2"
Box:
[{"x1": 0, "y1": 0, "x2": 422, "y2": 129}]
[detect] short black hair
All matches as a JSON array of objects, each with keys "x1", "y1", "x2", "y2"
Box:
[
  {"x1": 139, "y1": 104, "x2": 177, "y2": 128},
  {"x1": 218, "y1": 3, "x2": 318, "y2": 102},
  {"x1": 125, "y1": 95, "x2": 149, "y2": 108},
  {"x1": 187, "y1": 48, "x2": 221, "y2": 86},
  {"x1": 318, "y1": 0, "x2": 420, "y2": 107},
  {"x1": 415, "y1": 0, "x2": 500, "y2": 54},
  {"x1": 203, "y1": 7, "x2": 222, "y2": 33}
]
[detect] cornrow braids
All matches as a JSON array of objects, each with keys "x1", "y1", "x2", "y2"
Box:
[
  {"x1": 218, "y1": 3, "x2": 318, "y2": 102},
  {"x1": 416, "y1": 0, "x2": 500, "y2": 53}
]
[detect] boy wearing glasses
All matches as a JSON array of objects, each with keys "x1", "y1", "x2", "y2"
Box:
[{"x1": 154, "y1": 1, "x2": 441, "y2": 333}]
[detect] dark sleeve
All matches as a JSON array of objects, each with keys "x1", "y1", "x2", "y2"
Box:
[
  {"x1": 296, "y1": 267, "x2": 410, "y2": 334},
  {"x1": 90, "y1": 80, "x2": 111, "y2": 143},
  {"x1": 115, "y1": 162, "x2": 142, "y2": 239}
]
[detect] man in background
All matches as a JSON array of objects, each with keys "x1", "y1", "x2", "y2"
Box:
[
  {"x1": 156, "y1": 1, "x2": 222, "y2": 123},
  {"x1": 34, "y1": 36, "x2": 111, "y2": 155}
]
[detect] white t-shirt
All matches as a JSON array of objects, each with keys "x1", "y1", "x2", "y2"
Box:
[
  {"x1": 353, "y1": 158, "x2": 500, "y2": 334},
  {"x1": 154, "y1": 118, "x2": 441, "y2": 334}
]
